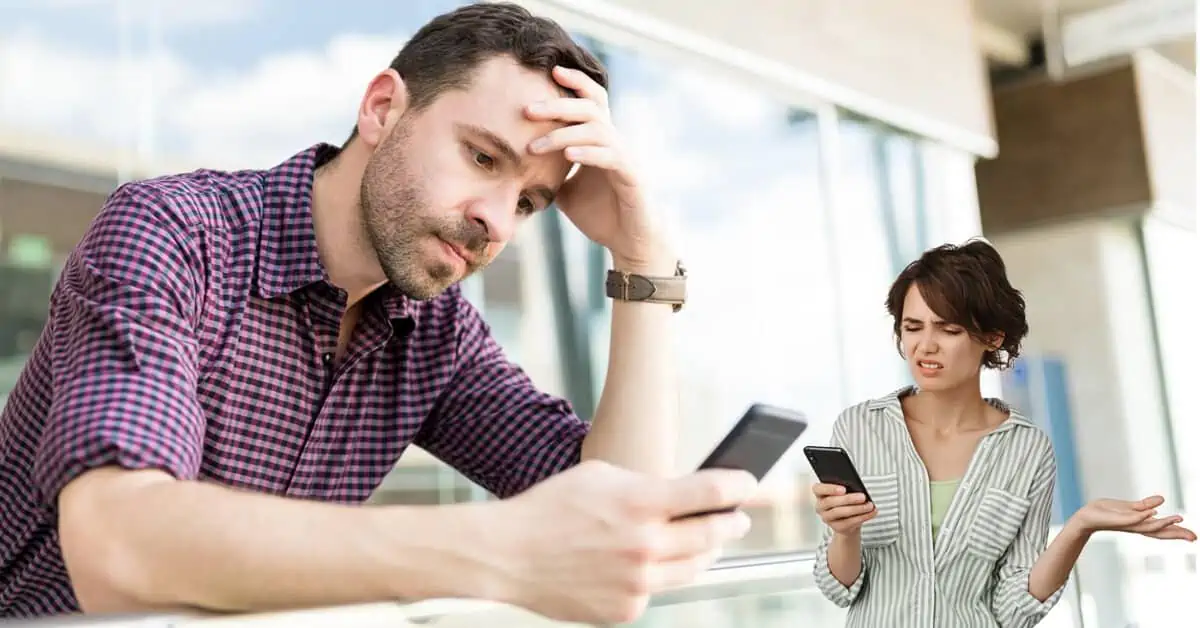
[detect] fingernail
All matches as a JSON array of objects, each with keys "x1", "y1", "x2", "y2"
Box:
[
  {"x1": 530, "y1": 137, "x2": 550, "y2": 152},
  {"x1": 527, "y1": 102, "x2": 546, "y2": 115}
]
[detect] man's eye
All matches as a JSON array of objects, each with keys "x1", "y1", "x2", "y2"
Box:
[
  {"x1": 471, "y1": 148, "x2": 495, "y2": 170},
  {"x1": 903, "y1": 326, "x2": 920, "y2": 333}
]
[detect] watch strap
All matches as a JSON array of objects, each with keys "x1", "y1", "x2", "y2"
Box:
[{"x1": 605, "y1": 262, "x2": 687, "y2": 312}]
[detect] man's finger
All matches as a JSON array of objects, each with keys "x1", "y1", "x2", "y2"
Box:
[
  {"x1": 659, "y1": 511, "x2": 750, "y2": 561},
  {"x1": 552, "y1": 65, "x2": 609, "y2": 106},
  {"x1": 663, "y1": 469, "x2": 758, "y2": 519},
  {"x1": 525, "y1": 97, "x2": 604, "y2": 124},
  {"x1": 647, "y1": 548, "x2": 722, "y2": 592},
  {"x1": 529, "y1": 122, "x2": 610, "y2": 155}
]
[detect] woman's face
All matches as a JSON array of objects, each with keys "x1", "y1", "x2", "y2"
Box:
[{"x1": 899, "y1": 284, "x2": 998, "y2": 392}]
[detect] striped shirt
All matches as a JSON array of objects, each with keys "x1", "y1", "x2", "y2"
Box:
[
  {"x1": 813, "y1": 387, "x2": 1067, "y2": 628},
  {"x1": 0, "y1": 143, "x2": 588, "y2": 616}
]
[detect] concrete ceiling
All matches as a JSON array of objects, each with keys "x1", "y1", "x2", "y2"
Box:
[{"x1": 973, "y1": 0, "x2": 1196, "y2": 71}]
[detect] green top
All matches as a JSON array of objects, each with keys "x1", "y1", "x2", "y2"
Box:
[{"x1": 930, "y1": 479, "x2": 961, "y2": 539}]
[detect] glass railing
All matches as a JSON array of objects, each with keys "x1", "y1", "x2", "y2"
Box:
[
  {"x1": 11, "y1": 523, "x2": 1198, "y2": 627},
  {"x1": 5, "y1": 552, "x2": 839, "y2": 628}
]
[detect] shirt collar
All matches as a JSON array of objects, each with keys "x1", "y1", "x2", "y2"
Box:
[
  {"x1": 254, "y1": 143, "x2": 418, "y2": 324},
  {"x1": 868, "y1": 385, "x2": 1035, "y2": 432}
]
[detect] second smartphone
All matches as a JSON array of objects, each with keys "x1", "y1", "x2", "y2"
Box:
[{"x1": 803, "y1": 445, "x2": 872, "y2": 502}]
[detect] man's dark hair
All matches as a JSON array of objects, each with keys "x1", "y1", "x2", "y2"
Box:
[
  {"x1": 345, "y1": 2, "x2": 607, "y2": 144},
  {"x1": 885, "y1": 238, "x2": 1029, "y2": 370}
]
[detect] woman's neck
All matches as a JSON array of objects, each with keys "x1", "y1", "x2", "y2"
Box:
[{"x1": 906, "y1": 381, "x2": 993, "y2": 434}]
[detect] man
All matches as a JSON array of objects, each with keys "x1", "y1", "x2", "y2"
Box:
[{"x1": 0, "y1": 3, "x2": 757, "y2": 624}]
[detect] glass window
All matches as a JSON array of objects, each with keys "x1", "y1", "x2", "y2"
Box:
[
  {"x1": 1141, "y1": 218, "x2": 1199, "y2": 510},
  {"x1": 831, "y1": 117, "x2": 912, "y2": 403},
  {"x1": 559, "y1": 39, "x2": 841, "y2": 554}
]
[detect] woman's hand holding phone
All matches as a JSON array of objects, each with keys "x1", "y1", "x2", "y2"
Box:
[{"x1": 812, "y1": 483, "x2": 877, "y2": 535}]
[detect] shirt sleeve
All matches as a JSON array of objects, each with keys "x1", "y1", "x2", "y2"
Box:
[
  {"x1": 32, "y1": 182, "x2": 209, "y2": 507},
  {"x1": 415, "y1": 294, "x2": 589, "y2": 499},
  {"x1": 813, "y1": 414, "x2": 867, "y2": 607},
  {"x1": 990, "y1": 439, "x2": 1067, "y2": 628}
]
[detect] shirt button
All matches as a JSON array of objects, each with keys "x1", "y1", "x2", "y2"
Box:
[{"x1": 322, "y1": 352, "x2": 333, "y2": 364}]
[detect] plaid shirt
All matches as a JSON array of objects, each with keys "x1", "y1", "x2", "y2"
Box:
[{"x1": 0, "y1": 144, "x2": 588, "y2": 617}]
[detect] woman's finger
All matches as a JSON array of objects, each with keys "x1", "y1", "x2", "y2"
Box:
[
  {"x1": 1142, "y1": 524, "x2": 1197, "y2": 541},
  {"x1": 822, "y1": 502, "x2": 875, "y2": 523}
]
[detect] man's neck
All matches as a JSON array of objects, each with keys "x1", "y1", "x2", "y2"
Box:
[{"x1": 311, "y1": 144, "x2": 388, "y2": 307}]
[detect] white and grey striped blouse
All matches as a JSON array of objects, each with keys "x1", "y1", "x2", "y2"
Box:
[{"x1": 813, "y1": 387, "x2": 1067, "y2": 628}]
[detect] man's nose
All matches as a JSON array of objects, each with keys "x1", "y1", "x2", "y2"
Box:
[{"x1": 464, "y1": 196, "x2": 517, "y2": 245}]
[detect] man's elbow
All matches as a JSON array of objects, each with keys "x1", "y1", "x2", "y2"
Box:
[{"x1": 57, "y1": 467, "x2": 173, "y2": 613}]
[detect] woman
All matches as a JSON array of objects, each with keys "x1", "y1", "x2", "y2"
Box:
[{"x1": 811, "y1": 239, "x2": 1194, "y2": 628}]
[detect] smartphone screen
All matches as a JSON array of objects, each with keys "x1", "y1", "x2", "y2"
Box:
[
  {"x1": 803, "y1": 445, "x2": 872, "y2": 502},
  {"x1": 677, "y1": 403, "x2": 808, "y2": 519}
]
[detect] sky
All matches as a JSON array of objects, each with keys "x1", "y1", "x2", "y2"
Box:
[{"x1": 0, "y1": 0, "x2": 457, "y2": 166}]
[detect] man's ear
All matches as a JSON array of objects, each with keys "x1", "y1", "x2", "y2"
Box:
[
  {"x1": 987, "y1": 332, "x2": 1005, "y2": 351},
  {"x1": 355, "y1": 69, "x2": 409, "y2": 148}
]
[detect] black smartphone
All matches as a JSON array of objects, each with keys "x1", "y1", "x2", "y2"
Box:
[
  {"x1": 803, "y1": 445, "x2": 872, "y2": 502},
  {"x1": 676, "y1": 403, "x2": 808, "y2": 519}
]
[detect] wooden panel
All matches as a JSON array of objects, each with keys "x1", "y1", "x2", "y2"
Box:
[
  {"x1": 576, "y1": 0, "x2": 995, "y2": 154},
  {"x1": 1134, "y1": 52, "x2": 1197, "y2": 231},
  {"x1": 976, "y1": 65, "x2": 1153, "y2": 234}
]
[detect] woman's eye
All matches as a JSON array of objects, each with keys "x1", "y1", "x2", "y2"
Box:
[
  {"x1": 517, "y1": 196, "x2": 535, "y2": 215},
  {"x1": 903, "y1": 326, "x2": 920, "y2": 333}
]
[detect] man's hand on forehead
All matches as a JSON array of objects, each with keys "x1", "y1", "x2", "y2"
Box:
[{"x1": 520, "y1": 65, "x2": 665, "y2": 269}]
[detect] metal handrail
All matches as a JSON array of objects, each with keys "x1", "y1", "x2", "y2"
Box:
[{"x1": 1, "y1": 551, "x2": 820, "y2": 627}]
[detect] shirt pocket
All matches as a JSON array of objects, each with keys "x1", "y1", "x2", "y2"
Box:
[
  {"x1": 860, "y1": 473, "x2": 901, "y2": 548},
  {"x1": 965, "y1": 487, "x2": 1032, "y2": 562}
]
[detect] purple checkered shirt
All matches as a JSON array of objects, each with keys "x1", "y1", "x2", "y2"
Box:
[{"x1": 0, "y1": 144, "x2": 589, "y2": 617}]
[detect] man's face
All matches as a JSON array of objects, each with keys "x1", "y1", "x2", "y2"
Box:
[{"x1": 360, "y1": 56, "x2": 573, "y2": 300}]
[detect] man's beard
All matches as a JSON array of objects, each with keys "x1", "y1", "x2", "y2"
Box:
[{"x1": 359, "y1": 126, "x2": 490, "y2": 300}]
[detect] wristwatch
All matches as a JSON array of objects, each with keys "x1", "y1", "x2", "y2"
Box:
[{"x1": 604, "y1": 260, "x2": 688, "y2": 312}]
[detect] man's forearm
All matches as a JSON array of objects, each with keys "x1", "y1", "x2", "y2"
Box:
[
  {"x1": 582, "y1": 252, "x2": 679, "y2": 477},
  {"x1": 62, "y1": 469, "x2": 507, "y2": 613},
  {"x1": 827, "y1": 532, "x2": 864, "y2": 588}
]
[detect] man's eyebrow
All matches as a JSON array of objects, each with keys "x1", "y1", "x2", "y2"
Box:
[
  {"x1": 457, "y1": 123, "x2": 523, "y2": 169},
  {"x1": 457, "y1": 123, "x2": 557, "y2": 207}
]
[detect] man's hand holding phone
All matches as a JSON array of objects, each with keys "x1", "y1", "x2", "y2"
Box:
[
  {"x1": 812, "y1": 483, "x2": 876, "y2": 535},
  {"x1": 490, "y1": 460, "x2": 757, "y2": 624}
]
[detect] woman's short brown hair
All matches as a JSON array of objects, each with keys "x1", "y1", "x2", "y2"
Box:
[{"x1": 885, "y1": 238, "x2": 1028, "y2": 370}]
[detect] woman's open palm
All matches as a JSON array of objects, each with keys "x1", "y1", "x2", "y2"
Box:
[{"x1": 1076, "y1": 496, "x2": 1197, "y2": 541}]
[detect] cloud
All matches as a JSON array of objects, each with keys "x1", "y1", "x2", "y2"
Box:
[
  {"x1": 171, "y1": 33, "x2": 408, "y2": 167},
  {"x1": 0, "y1": 28, "x2": 192, "y2": 151},
  {"x1": 35, "y1": 0, "x2": 265, "y2": 30},
  {"x1": 0, "y1": 27, "x2": 406, "y2": 170}
]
